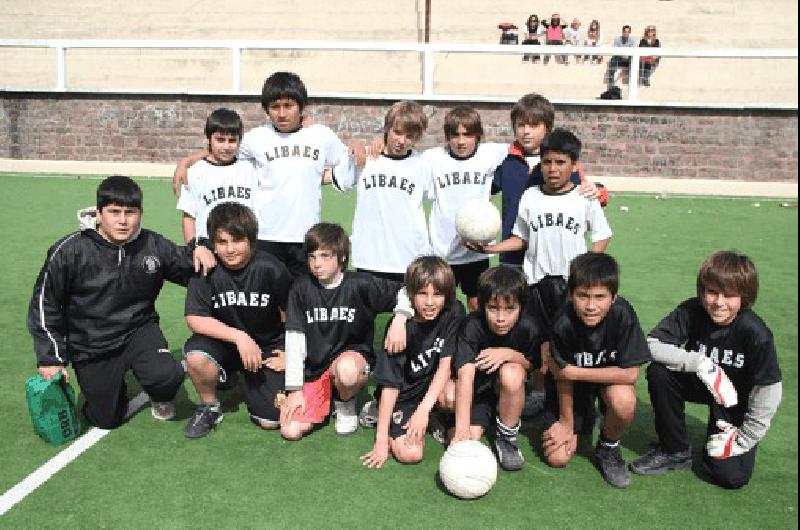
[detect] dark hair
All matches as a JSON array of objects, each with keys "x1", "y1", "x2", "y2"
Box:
[
  {"x1": 540, "y1": 128, "x2": 582, "y2": 161},
  {"x1": 568, "y1": 252, "x2": 620, "y2": 296},
  {"x1": 510, "y1": 93, "x2": 555, "y2": 131},
  {"x1": 622, "y1": 25, "x2": 632, "y2": 32},
  {"x1": 526, "y1": 14, "x2": 539, "y2": 30},
  {"x1": 384, "y1": 100, "x2": 428, "y2": 142},
  {"x1": 405, "y1": 256, "x2": 456, "y2": 307},
  {"x1": 477, "y1": 266, "x2": 529, "y2": 312},
  {"x1": 444, "y1": 105, "x2": 483, "y2": 140},
  {"x1": 260, "y1": 71, "x2": 308, "y2": 112},
  {"x1": 304, "y1": 222, "x2": 350, "y2": 270},
  {"x1": 204, "y1": 108, "x2": 243, "y2": 140},
  {"x1": 96, "y1": 175, "x2": 142, "y2": 210},
  {"x1": 697, "y1": 251, "x2": 759, "y2": 308},
  {"x1": 207, "y1": 203, "x2": 258, "y2": 248}
]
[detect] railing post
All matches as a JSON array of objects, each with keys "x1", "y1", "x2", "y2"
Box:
[
  {"x1": 627, "y1": 47, "x2": 639, "y2": 103},
  {"x1": 56, "y1": 44, "x2": 66, "y2": 91},
  {"x1": 231, "y1": 47, "x2": 241, "y2": 93},
  {"x1": 422, "y1": 47, "x2": 434, "y2": 97}
]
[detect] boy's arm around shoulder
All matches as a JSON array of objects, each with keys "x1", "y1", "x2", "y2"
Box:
[
  {"x1": 172, "y1": 149, "x2": 209, "y2": 196},
  {"x1": 157, "y1": 234, "x2": 216, "y2": 286}
]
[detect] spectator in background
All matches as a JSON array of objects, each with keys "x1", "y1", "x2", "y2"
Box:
[
  {"x1": 564, "y1": 18, "x2": 583, "y2": 64},
  {"x1": 606, "y1": 25, "x2": 635, "y2": 88},
  {"x1": 522, "y1": 14, "x2": 543, "y2": 63},
  {"x1": 584, "y1": 19, "x2": 603, "y2": 64},
  {"x1": 543, "y1": 13, "x2": 567, "y2": 65},
  {"x1": 638, "y1": 25, "x2": 661, "y2": 86}
]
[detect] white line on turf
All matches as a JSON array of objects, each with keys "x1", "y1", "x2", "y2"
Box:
[{"x1": 0, "y1": 391, "x2": 149, "y2": 517}]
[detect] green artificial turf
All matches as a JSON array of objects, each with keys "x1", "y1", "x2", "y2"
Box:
[{"x1": 0, "y1": 174, "x2": 796, "y2": 527}]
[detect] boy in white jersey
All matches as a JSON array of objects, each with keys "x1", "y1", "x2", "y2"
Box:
[
  {"x1": 336, "y1": 100, "x2": 432, "y2": 282},
  {"x1": 174, "y1": 72, "x2": 357, "y2": 277},
  {"x1": 424, "y1": 106, "x2": 507, "y2": 312},
  {"x1": 176, "y1": 109, "x2": 257, "y2": 244},
  {"x1": 469, "y1": 129, "x2": 611, "y2": 364}
]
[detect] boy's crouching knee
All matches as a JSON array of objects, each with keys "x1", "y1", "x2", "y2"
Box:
[
  {"x1": 393, "y1": 442, "x2": 424, "y2": 465},
  {"x1": 498, "y1": 363, "x2": 526, "y2": 392},
  {"x1": 544, "y1": 450, "x2": 573, "y2": 469},
  {"x1": 281, "y1": 422, "x2": 307, "y2": 441}
]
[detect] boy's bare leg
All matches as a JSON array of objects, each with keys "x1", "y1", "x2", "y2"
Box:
[
  {"x1": 496, "y1": 363, "x2": 526, "y2": 427},
  {"x1": 391, "y1": 435, "x2": 425, "y2": 464},
  {"x1": 599, "y1": 384, "x2": 637, "y2": 440},
  {"x1": 331, "y1": 351, "x2": 368, "y2": 434},
  {"x1": 185, "y1": 354, "x2": 219, "y2": 405}
]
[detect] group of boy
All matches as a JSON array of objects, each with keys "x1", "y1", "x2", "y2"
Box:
[{"x1": 28, "y1": 70, "x2": 782, "y2": 492}]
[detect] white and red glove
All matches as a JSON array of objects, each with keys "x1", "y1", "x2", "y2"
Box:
[
  {"x1": 706, "y1": 420, "x2": 748, "y2": 459},
  {"x1": 696, "y1": 356, "x2": 738, "y2": 407}
]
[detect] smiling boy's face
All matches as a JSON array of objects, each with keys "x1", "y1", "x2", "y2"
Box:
[{"x1": 570, "y1": 284, "x2": 615, "y2": 327}]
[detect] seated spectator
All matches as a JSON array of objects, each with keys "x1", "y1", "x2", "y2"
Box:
[
  {"x1": 564, "y1": 18, "x2": 583, "y2": 64},
  {"x1": 638, "y1": 25, "x2": 661, "y2": 86},
  {"x1": 584, "y1": 19, "x2": 603, "y2": 64},
  {"x1": 606, "y1": 25, "x2": 635, "y2": 87},
  {"x1": 522, "y1": 14, "x2": 543, "y2": 63},
  {"x1": 543, "y1": 13, "x2": 567, "y2": 65}
]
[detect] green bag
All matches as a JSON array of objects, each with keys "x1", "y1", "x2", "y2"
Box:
[{"x1": 25, "y1": 372, "x2": 82, "y2": 446}]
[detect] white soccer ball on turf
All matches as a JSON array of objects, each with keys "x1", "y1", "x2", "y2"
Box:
[
  {"x1": 439, "y1": 440, "x2": 498, "y2": 499},
  {"x1": 455, "y1": 199, "x2": 501, "y2": 244}
]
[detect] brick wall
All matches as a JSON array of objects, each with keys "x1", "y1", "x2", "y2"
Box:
[{"x1": 1, "y1": 92, "x2": 797, "y2": 182}]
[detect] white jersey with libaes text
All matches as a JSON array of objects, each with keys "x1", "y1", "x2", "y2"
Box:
[
  {"x1": 513, "y1": 185, "x2": 612, "y2": 284},
  {"x1": 176, "y1": 158, "x2": 258, "y2": 239},
  {"x1": 340, "y1": 151, "x2": 432, "y2": 273},
  {"x1": 424, "y1": 143, "x2": 507, "y2": 264},
  {"x1": 239, "y1": 123, "x2": 353, "y2": 243}
]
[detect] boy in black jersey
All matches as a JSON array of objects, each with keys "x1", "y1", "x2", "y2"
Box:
[
  {"x1": 361, "y1": 256, "x2": 465, "y2": 468},
  {"x1": 280, "y1": 223, "x2": 412, "y2": 439},
  {"x1": 541, "y1": 253, "x2": 649, "y2": 488},
  {"x1": 183, "y1": 203, "x2": 292, "y2": 438},
  {"x1": 630, "y1": 251, "x2": 782, "y2": 489},
  {"x1": 452, "y1": 266, "x2": 544, "y2": 471}
]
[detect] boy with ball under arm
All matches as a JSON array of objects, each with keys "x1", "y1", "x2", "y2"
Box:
[{"x1": 630, "y1": 251, "x2": 782, "y2": 490}]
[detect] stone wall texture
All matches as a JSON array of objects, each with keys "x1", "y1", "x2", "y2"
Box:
[{"x1": 1, "y1": 92, "x2": 797, "y2": 182}]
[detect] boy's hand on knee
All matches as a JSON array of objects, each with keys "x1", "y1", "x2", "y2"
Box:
[
  {"x1": 235, "y1": 332, "x2": 262, "y2": 372},
  {"x1": 542, "y1": 421, "x2": 575, "y2": 457},
  {"x1": 192, "y1": 246, "x2": 216, "y2": 276},
  {"x1": 263, "y1": 349, "x2": 285, "y2": 371},
  {"x1": 280, "y1": 390, "x2": 305, "y2": 424},
  {"x1": 706, "y1": 420, "x2": 747, "y2": 459},
  {"x1": 475, "y1": 348, "x2": 508, "y2": 373},
  {"x1": 404, "y1": 409, "x2": 429, "y2": 445},
  {"x1": 696, "y1": 357, "x2": 738, "y2": 407},
  {"x1": 360, "y1": 437, "x2": 390, "y2": 468}
]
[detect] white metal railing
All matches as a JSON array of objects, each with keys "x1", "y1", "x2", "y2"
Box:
[{"x1": 1, "y1": 39, "x2": 797, "y2": 109}]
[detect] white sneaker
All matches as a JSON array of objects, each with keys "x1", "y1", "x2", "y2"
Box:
[
  {"x1": 334, "y1": 398, "x2": 358, "y2": 435},
  {"x1": 151, "y1": 400, "x2": 176, "y2": 421},
  {"x1": 358, "y1": 399, "x2": 378, "y2": 428}
]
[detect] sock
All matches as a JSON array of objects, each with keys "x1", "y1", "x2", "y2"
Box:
[
  {"x1": 202, "y1": 400, "x2": 220, "y2": 410},
  {"x1": 496, "y1": 417, "x2": 520, "y2": 437},
  {"x1": 599, "y1": 432, "x2": 620, "y2": 448}
]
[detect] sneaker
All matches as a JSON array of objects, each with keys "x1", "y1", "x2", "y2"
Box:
[
  {"x1": 150, "y1": 400, "x2": 176, "y2": 421},
  {"x1": 495, "y1": 429, "x2": 525, "y2": 471},
  {"x1": 184, "y1": 403, "x2": 223, "y2": 439},
  {"x1": 358, "y1": 399, "x2": 378, "y2": 428},
  {"x1": 334, "y1": 398, "x2": 358, "y2": 435},
  {"x1": 629, "y1": 446, "x2": 692, "y2": 475},
  {"x1": 593, "y1": 442, "x2": 631, "y2": 488},
  {"x1": 521, "y1": 389, "x2": 546, "y2": 419}
]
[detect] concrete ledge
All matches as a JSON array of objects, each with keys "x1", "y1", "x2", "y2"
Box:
[{"x1": 2, "y1": 158, "x2": 796, "y2": 198}]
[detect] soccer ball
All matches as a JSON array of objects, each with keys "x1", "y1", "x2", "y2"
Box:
[
  {"x1": 455, "y1": 199, "x2": 501, "y2": 244},
  {"x1": 439, "y1": 440, "x2": 498, "y2": 499}
]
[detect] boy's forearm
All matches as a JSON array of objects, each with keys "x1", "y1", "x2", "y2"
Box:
[
  {"x1": 454, "y1": 364, "x2": 476, "y2": 430},
  {"x1": 568, "y1": 365, "x2": 639, "y2": 385},
  {"x1": 502, "y1": 347, "x2": 532, "y2": 371},
  {"x1": 178, "y1": 149, "x2": 209, "y2": 168},
  {"x1": 419, "y1": 357, "x2": 452, "y2": 413},
  {"x1": 284, "y1": 330, "x2": 307, "y2": 391},
  {"x1": 376, "y1": 387, "x2": 399, "y2": 442},
  {"x1": 185, "y1": 315, "x2": 243, "y2": 345},
  {"x1": 556, "y1": 379, "x2": 574, "y2": 427},
  {"x1": 181, "y1": 215, "x2": 197, "y2": 245},
  {"x1": 591, "y1": 237, "x2": 611, "y2": 252},
  {"x1": 484, "y1": 236, "x2": 526, "y2": 254}
]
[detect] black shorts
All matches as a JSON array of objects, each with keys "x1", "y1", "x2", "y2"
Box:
[
  {"x1": 541, "y1": 378, "x2": 601, "y2": 435},
  {"x1": 451, "y1": 259, "x2": 490, "y2": 298},
  {"x1": 356, "y1": 268, "x2": 405, "y2": 283},
  {"x1": 257, "y1": 240, "x2": 307, "y2": 279},
  {"x1": 73, "y1": 322, "x2": 184, "y2": 429},
  {"x1": 183, "y1": 334, "x2": 285, "y2": 423},
  {"x1": 388, "y1": 396, "x2": 425, "y2": 439},
  {"x1": 529, "y1": 276, "x2": 568, "y2": 334},
  {"x1": 469, "y1": 391, "x2": 499, "y2": 430}
]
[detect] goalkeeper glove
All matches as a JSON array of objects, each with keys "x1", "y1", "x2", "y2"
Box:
[
  {"x1": 696, "y1": 356, "x2": 738, "y2": 407},
  {"x1": 706, "y1": 420, "x2": 748, "y2": 459}
]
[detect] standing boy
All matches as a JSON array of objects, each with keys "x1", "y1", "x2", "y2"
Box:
[
  {"x1": 424, "y1": 105, "x2": 508, "y2": 311},
  {"x1": 452, "y1": 266, "x2": 545, "y2": 471},
  {"x1": 28, "y1": 175, "x2": 215, "y2": 429},
  {"x1": 541, "y1": 252, "x2": 650, "y2": 488},
  {"x1": 279, "y1": 223, "x2": 412, "y2": 438},
  {"x1": 175, "y1": 72, "x2": 357, "y2": 277},
  {"x1": 630, "y1": 251, "x2": 782, "y2": 489},
  {"x1": 183, "y1": 203, "x2": 293, "y2": 438},
  {"x1": 176, "y1": 108, "x2": 257, "y2": 244}
]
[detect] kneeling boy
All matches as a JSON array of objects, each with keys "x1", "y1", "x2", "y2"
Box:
[
  {"x1": 542, "y1": 252, "x2": 649, "y2": 488},
  {"x1": 452, "y1": 266, "x2": 545, "y2": 471},
  {"x1": 630, "y1": 251, "x2": 782, "y2": 489},
  {"x1": 280, "y1": 223, "x2": 412, "y2": 439},
  {"x1": 183, "y1": 203, "x2": 292, "y2": 438}
]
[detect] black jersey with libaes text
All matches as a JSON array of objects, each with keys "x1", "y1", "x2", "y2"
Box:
[
  {"x1": 453, "y1": 312, "x2": 544, "y2": 396},
  {"x1": 375, "y1": 300, "x2": 466, "y2": 403},
  {"x1": 285, "y1": 271, "x2": 404, "y2": 380},
  {"x1": 649, "y1": 297, "x2": 781, "y2": 397},
  {"x1": 185, "y1": 250, "x2": 291, "y2": 349},
  {"x1": 551, "y1": 296, "x2": 650, "y2": 370}
]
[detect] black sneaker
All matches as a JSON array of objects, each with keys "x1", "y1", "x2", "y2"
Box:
[
  {"x1": 593, "y1": 442, "x2": 631, "y2": 488},
  {"x1": 184, "y1": 404, "x2": 223, "y2": 439},
  {"x1": 521, "y1": 389, "x2": 546, "y2": 419},
  {"x1": 629, "y1": 446, "x2": 692, "y2": 475},
  {"x1": 495, "y1": 429, "x2": 525, "y2": 471}
]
